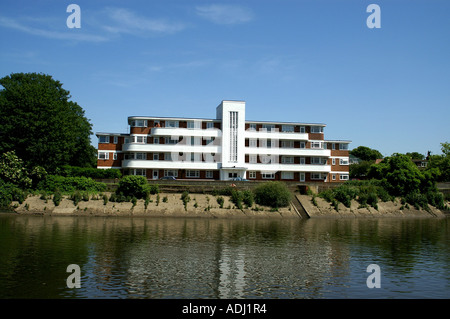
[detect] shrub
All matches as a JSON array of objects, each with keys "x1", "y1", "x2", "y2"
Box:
[
  {"x1": 253, "y1": 182, "x2": 291, "y2": 208},
  {"x1": 181, "y1": 191, "x2": 190, "y2": 211},
  {"x1": 53, "y1": 190, "x2": 62, "y2": 206},
  {"x1": 216, "y1": 196, "x2": 224, "y2": 208},
  {"x1": 116, "y1": 176, "x2": 154, "y2": 199},
  {"x1": 102, "y1": 194, "x2": 108, "y2": 205},
  {"x1": 231, "y1": 189, "x2": 244, "y2": 210},
  {"x1": 71, "y1": 191, "x2": 82, "y2": 206},
  {"x1": 162, "y1": 196, "x2": 168, "y2": 203},
  {"x1": 242, "y1": 190, "x2": 254, "y2": 207}
]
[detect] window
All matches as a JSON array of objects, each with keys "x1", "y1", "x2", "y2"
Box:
[
  {"x1": 135, "y1": 153, "x2": 145, "y2": 160},
  {"x1": 165, "y1": 120, "x2": 179, "y2": 128},
  {"x1": 340, "y1": 174, "x2": 349, "y2": 181},
  {"x1": 311, "y1": 157, "x2": 326, "y2": 165},
  {"x1": 206, "y1": 171, "x2": 214, "y2": 179},
  {"x1": 262, "y1": 124, "x2": 275, "y2": 131},
  {"x1": 165, "y1": 153, "x2": 172, "y2": 161},
  {"x1": 299, "y1": 173, "x2": 305, "y2": 182},
  {"x1": 164, "y1": 170, "x2": 178, "y2": 177},
  {"x1": 332, "y1": 143, "x2": 336, "y2": 150},
  {"x1": 281, "y1": 171, "x2": 294, "y2": 179},
  {"x1": 134, "y1": 169, "x2": 146, "y2": 176},
  {"x1": 98, "y1": 152, "x2": 109, "y2": 160},
  {"x1": 187, "y1": 121, "x2": 201, "y2": 129},
  {"x1": 300, "y1": 126, "x2": 305, "y2": 133},
  {"x1": 206, "y1": 122, "x2": 214, "y2": 129},
  {"x1": 154, "y1": 137, "x2": 160, "y2": 144},
  {"x1": 153, "y1": 154, "x2": 159, "y2": 160},
  {"x1": 249, "y1": 123, "x2": 257, "y2": 131},
  {"x1": 186, "y1": 170, "x2": 200, "y2": 178},
  {"x1": 260, "y1": 139, "x2": 274, "y2": 148},
  {"x1": 262, "y1": 172, "x2": 275, "y2": 179},
  {"x1": 249, "y1": 155, "x2": 257, "y2": 164},
  {"x1": 249, "y1": 139, "x2": 257, "y2": 147},
  {"x1": 332, "y1": 174, "x2": 336, "y2": 181},
  {"x1": 300, "y1": 142, "x2": 306, "y2": 149},
  {"x1": 131, "y1": 120, "x2": 147, "y2": 127},
  {"x1": 282, "y1": 125, "x2": 294, "y2": 133},
  {"x1": 113, "y1": 153, "x2": 118, "y2": 160},
  {"x1": 311, "y1": 126, "x2": 324, "y2": 133},
  {"x1": 249, "y1": 171, "x2": 256, "y2": 179},
  {"x1": 228, "y1": 173, "x2": 238, "y2": 178},
  {"x1": 300, "y1": 157, "x2": 305, "y2": 165},
  {"x1": 311, "y1": 141, "x2": 323, "y2": 149},
  {"x1": 281, "y1": 156, "x2": 294, "y2": 164},
  {"x1": 311, "y1": 173, "x2": 323, "y2": 180},
  {"x1": 113, "y1": 136, "x2": 118, "y2": 144},
  {"x1": 339, "y1": 143, "x2": 349, "y2": 150},
  {"x1": 190, "y1": 136, "x2": 201, "y2": 146},
  {"x1": 134, "y1": 136, "x2": 146, "y2": 144},
  {"x1": 124, "y1": 153, "x2": 134, "y2": 160},
  {"x1": 281, "y1": 140, "x2": 294, "y2": 148},
  {"x1": 340, "y1": 158, "x2": 349, "y2": 165},
  {"x1": 165, "y1": 137, "x2": 178, "y2": 144},
  {"x1": 229, "y1": 111, "x2": 238, "y2": 163},
  {"x1": 332, "y1": 158, "x2": 336, "y2": 165},
  {"x1": 99, "y1": 136, "x2": 109, "y2": 143}
]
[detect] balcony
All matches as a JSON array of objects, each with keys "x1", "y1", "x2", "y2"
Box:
[
  {"x1": 244, "y1": 147, "x2": 331, "y2": 157},
  {"x1": 151, "y1": 127, "x2": 221, "y2": 138},
  {"x1": 122, "y1": 143, "x2": 220, "y2": 154},
  {"x1": 244, "y1": 130, "x2": 308, "y2": 141},
  {"x1": 245, "y1": 163, "x2": 332, "y2": 173},
  {"x1": 122, "y1": 159, "x2": 220, "y2": 170}
]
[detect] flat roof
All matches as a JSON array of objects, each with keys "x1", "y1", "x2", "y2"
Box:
[{"x1": 128, "y1": 116, "x2": 326, "y2": 126}]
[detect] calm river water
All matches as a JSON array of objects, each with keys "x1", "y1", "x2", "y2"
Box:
[{"x1": 0, "y1": 214, "x2": 449, "y2": 299}]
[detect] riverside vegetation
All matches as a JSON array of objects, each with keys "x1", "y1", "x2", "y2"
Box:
[{"x1": 1, "y1": 151, "x2": 449, "y2": 216}]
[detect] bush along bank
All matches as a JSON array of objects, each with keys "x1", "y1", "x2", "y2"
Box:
[
  {"x1": 313, "y1": 179, "x2": 447, "y2": 214},
  {"x1": 7, "y1": 174, "x2": 298, "y2": 217}
]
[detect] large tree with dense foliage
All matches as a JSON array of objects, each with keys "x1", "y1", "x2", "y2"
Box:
[
  {"x1": 0, "y1": 72, "x2": 96, "y2": 172},
  {"x1": 367, "y1": 153, "x2": 438, "y2": 197},
  {"x1": 350, "y1": 146, "x2": 383, "y2": 162}
]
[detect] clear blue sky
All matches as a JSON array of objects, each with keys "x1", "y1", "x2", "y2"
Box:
[{"x1": 1, "y1": 0, "x2": 449, "y2": 157}]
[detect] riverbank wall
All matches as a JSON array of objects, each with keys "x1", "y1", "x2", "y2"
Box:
[
  {"x1": 296, "y1": 195, "x2": 448, "y2": 218},
  {"x1": 9, "y1": 192, "x2": 448, "y2": 219},
  {"x1": 10, "y1": 193, "x2": 300, "y2": 218}
]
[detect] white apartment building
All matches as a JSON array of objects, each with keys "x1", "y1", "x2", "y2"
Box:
[{"x1": 97, "y1": 100, "x2": 351, "y2": 182}]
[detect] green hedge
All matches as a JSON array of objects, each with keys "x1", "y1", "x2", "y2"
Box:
[
  {"x1": 37, "y1": 175, "x2": 107, "y2": 193},
  {"x1": 56, "y1": 165, "x2": 121, "y2": 179}
]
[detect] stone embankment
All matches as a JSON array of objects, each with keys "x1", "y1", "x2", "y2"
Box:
[
  {"x1": 10, "y1": 193, "x2": 448, "y2": 219},
  {"x1": 296, "y1": 195, "x2": 448, "y2": 218},
  {"x1": 11, "y1": 193, "x2": 300, "y2": 218}
]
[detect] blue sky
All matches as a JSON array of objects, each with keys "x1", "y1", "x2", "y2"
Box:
[{"x1": 1, "y1": 0, "x2": 449, "y2": 157}]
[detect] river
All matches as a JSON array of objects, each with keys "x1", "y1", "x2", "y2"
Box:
[{"x1": 0, "y1": 214, "x2": 449, "y2": 299}]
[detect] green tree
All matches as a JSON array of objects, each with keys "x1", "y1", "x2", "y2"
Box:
[
  {"x1": 405, "y1": 152, "x2": 424, "y2": 160},
  {"x1": 441, "y1": 142, "x2": 450, "y2": 157},
  {"x1": 426, "y1": 141, "x2": 450, "y2": 182},
  {"x1": 350, "y1": 146, "x2": 383, "y2": 162},
  {"x1": 0, "y1": 151, "x2": 32, "y2": 188},
  {"x1": 368, "y1": 153, "x2": 434, "y2": 197},
  {"x1": 0, "y1": 72, "x2": 97, "y2": 172},
  {"x1": 349, "y1": 160, "x2": 373, "y2": 179}
]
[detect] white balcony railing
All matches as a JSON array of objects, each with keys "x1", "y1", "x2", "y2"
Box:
[
  {"x1": 122, "y1": 143, "x2": 220, "y2": 154},
  {"x1": 244, "y1": 147, "x2": 331, "y2": 157}
]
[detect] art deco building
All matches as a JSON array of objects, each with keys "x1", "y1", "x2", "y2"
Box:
[{"x1": 96, "y1": 100, "x2": 350, "y2": 182}]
